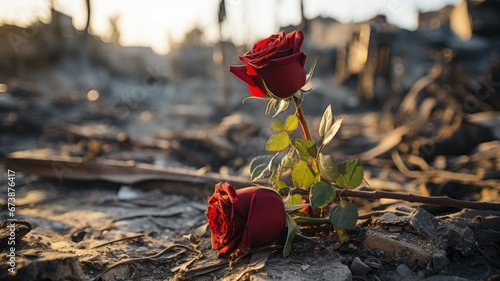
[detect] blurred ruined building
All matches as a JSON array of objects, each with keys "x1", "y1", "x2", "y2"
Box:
[
  {"x1": 0, "y1": 9, "x2": 166, "y2": 88},
  {"x1": 283, "y1": 0, "x2": 500, "y2": 110},
  {"x1": 0, "y1": 1, "x2": 499, "y2": 111}
]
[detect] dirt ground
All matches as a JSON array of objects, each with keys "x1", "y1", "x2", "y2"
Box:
[
  {"x1": 1, "y1": 166, "x2": 499, "y2": 281},
  {"x1": 1, "y1": 70, "x2": 500, "y2": 281},
  {"x1": 2, "y1": 9, "x2": 500, "y2": 280}
]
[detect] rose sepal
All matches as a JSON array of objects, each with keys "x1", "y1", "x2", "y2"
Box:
[
  {"x1": 283, "y1": 213, "x2": 298, "y2": 257},
  {"x1": 285, "y1": 204, "x2": 310, "y2": 212},
  {"x1": 265, "y1": 98, "x2": 290, "y2": 117}
]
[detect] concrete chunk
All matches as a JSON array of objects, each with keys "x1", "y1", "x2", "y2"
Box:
[
  {"x1": 363, "y1": 230, "x2": 431, "y2": 267},
  {"x1": 410, "y1": 208, "x2": 475, "y2": 255}
]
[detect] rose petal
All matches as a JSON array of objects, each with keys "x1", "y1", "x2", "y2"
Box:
[
  {"x1": 240, "y1": 31, "x2": 287, "y2": 67},
  {"x1": 228, "y1": 65, "x2": 259, "y2": 88},
  {"x1": 287, "y1": 30, "x2": 304, "y2": 54},
  {"x1": 230, "y1": 188, "x2": 286, "y2": 257},
  {"x1": 255, "y1": 53, "x2": 307, "y2": 98},
  {"x1": 208, "y1": 183, "x2": 248, "y2": 253},
  {"x1": 247, "y1": 84, "x2": 267, "y2": 98},
  {"x1": 229, "y1": 65, "x2": 267, "y2": 97},
  {"x1": 215, "y1": 182, "x2": 238, "y2": 205},
  {"x1": 268, "y1": 51, "x2": 305, "y2": 65},
  {"x1": 208, "y1": 185, "x2": 286, "y2": 258},
  {"x1": 207, "y1": 204, "x2": 228, "y2": 249},
  {"x1": 217, "y1": 231, "x2": 243, "y2": 256}
]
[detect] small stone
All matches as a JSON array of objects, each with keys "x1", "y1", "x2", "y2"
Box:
[
  {"x1": 350, "y1": 257, "x2": 373, "y2": 276},
  {"x1": 322, "y1": 262, "x2": 352, "y2": 281},
  {"x1": 396, "y1": 264, "x2": 418, "y2": 280},
  {"x1": 300, "y1": 264, "x2": 310, "y2": 271},
  {"x1": 432, "y1": 250, "x2": 449, "y2": 272},
  {"x1": 364, "y1": 257, "x2": 382, "y2": 269}
]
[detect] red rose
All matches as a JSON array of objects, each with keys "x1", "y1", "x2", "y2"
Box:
[
  {"x1": 206, "y1": 182, "x2": 286, "y2": 257},
  {"x1": 229, "y1": 30, "x2": 307, "y2": 99}
]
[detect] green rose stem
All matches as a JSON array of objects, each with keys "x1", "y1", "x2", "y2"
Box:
[
  {"x1": 291, "y1": 187, "x2": 500, "y2": 211},
  {"x1": 293, "y1": 217, "x2": 330, "y2": 226},
  {"x1": 293, "y1": 95, "x2": 311, "y2": 141}
]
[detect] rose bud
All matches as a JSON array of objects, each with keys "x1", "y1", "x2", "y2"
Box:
[
  {"x1": 206, "y1": 182, "x2": 286, "y2": 258},
  {"x1": 229, "y1": 30, "x2": 307, "y2": 99}
]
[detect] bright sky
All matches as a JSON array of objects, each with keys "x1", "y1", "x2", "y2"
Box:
[{"x1": 0, "y1": 0, "x2": 460, "y2": 54}]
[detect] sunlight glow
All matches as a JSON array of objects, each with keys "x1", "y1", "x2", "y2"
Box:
[
  {"x1": 87, "y1": 89, "x2": 100, "y2": 102},
  {"x1": 0, "y1": 0, "x2": 460, "y2": 54}
]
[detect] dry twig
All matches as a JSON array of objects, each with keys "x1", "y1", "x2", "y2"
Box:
[{"x1": 92, "y1": 244, "x2": 198, "y2": 281}]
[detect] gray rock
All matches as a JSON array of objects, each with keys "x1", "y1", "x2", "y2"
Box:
[
  {"x1": 410, "y1": 208, "x2": 475, "y2": 255},
  {"x1": 350, "y1": 257, "x2": 373, "y2": 276},
  {"x1": 322, "y1": 262, "x2": 352, "y2": 281},
  {"x1": 363, "y1": 230, "x2": 431, "y2": 267},
  {"x1": 396, "y1": 264, "x2": 419, "y2": 280},
  {"x1": 432, "y1": 250, "x2": 450, "y2": 272}
]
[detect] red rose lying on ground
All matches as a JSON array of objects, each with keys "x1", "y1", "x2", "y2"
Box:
[
  {"x1": 206, "y1": 182, "x2": 286, "y2": 258},
  {"x1": 229, "y1": 30, "x2": 307, "y2": 99}
]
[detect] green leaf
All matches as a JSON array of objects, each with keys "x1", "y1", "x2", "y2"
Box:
[
  {"x1": 284, "y1": 115, "x2": 299, "y2": 132},
  {"x1": 322, "y1": 117, "x2": 344, "y2": 147},
  {"x1": 292, "y1": 138, "x2": 317, "y2": 160},
  {"x1": 283, "y1": 213, "x2": 298, "y2": 257},
  {"x1": 336, "y1": 159, "x2": 364, "y2": 189},
  {"x1": 251, "y1": 164, "x2": 270, "y2": 182},
  {"x1": 276, "y1": 180, "x2": 288, "y2": 191},
  {"x1": 319, "y1": 105, "x2": 333, "y2": 138},
  {"x1": 291, "y1": 160, "x2": 316, "y2": 189},
  {"x1": 266, "y1": 131, "x2": 290, "y2": 152},
  {"x1": 329, "y1": 200, "x2": 358, "y2": 229},
  {"x1": 250, "y1": 155, "x2": 272, "y2": 172},
  {"x1": 280, "y1": 149, "x2": 296, "y2": 172},
  {"x1": 276, "y1": 180, "x2": 289, "y2": 195},
  {"x1": 270, "y1": 120, "x2": 284, "y2": 131},
  {"x1": 318, "y1": 153, "x2": 338, "y2": 182},
  {"x1": 309, "y1": 181, "x2": 336, "y2": 211},
  {"x1": 285, "y1": 194, "x2": 303, "y2": 206},
  {"x1": 249, "y1": 155, "x2": 273, "y2": 181}
]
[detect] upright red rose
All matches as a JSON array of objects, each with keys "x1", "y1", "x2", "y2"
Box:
[
  {"x1": 229, "y1": 30, "x2": 307, "y2": 99},
  {"x1": 206, "y1": 182, "x2": 286, "y2": 257}
]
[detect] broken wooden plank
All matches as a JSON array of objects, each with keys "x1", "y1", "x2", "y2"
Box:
[{"x1": 6, "y1": 149, "x2": 251, "y2": 193}]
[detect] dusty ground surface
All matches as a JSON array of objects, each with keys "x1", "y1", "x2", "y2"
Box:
[
  {"x1": 1, "y1": 71, "x2": 500, "y2": 280},
  {"x1": 2, "y1": 62, "x2": 500, "y2": 279},
  {"x1": 0, "y1": 167, "x2": 499, "y2": 281},
  {"x1": 2, "y1": 10, "x2": 500, "y2": 280}
]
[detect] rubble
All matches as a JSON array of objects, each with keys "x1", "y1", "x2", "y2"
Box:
[
  {"x1": 363, "y1": 230, "x2": 431, "y2": 267},
  {"x1": 0, "y1": 2, "x2": 499, "y2": 280},
  {"x1": 410, "y1": 208, "x2": 475, "y2": 255}
]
